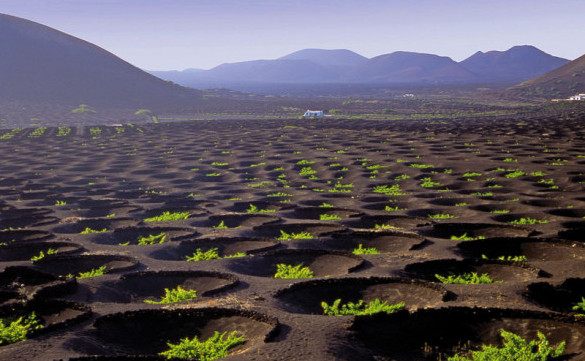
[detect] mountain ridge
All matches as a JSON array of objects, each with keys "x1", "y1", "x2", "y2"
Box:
[
  {"x1": 0, "y1": 13, "x2": 201, "y2": 108},
  {"x1": 147, "y1": 46, "x2": 570, "y2": 88}
]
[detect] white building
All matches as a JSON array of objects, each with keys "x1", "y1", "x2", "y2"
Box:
[
  {"x1": 302, "y1": 110, "x2": 324, "y2": 118},
  {"x1": 569, "y1": 94, "x2": 585, "y2": 101}
]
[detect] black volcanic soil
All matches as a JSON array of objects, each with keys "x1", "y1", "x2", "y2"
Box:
[{"x1": 0, "y1": 115, "x2": 585, "y2": 360}]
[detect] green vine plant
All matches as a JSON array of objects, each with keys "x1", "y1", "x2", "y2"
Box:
[
  {"x1": 275, "y1": 230, "x2": 313, "y2": 240},
  {"x1": 321, "y1": 299, "x2": 404, "y2": 316},
  {"x1": 572, "y1": 297, "x2": 585, "y2": 317},
  {"x1": 450, "y1": 233, "x2": 486, "y2": 241},
  {"x1": 352, "y1": 244, "x2": 380, "y2": 255},
  {"x1": 435, "y1": 272, "x2": 501, "y2": 284},
  {"x1": 69, "y1": 266, "x2": 108, "y2": 279},
  {"x1": 274, "y1": 263, "x2": 314, "y2": 279},
  {"x1": 159, "y1": 331, "x2": 245, "y2": 360},
  {"x1": 447, "y1": 329, "x2": 565, "y2": 361},
  {"x1": 144, "y1": 286, "x2": 197, "y2": 304},
  {"x1": 186, "y1": 248, "x2": 245, "y2": 262},
  {"x1": 245, "y1": 204, "x2": 276, "y2": 213},
  {"x1": 143, "y1": 211, "x2": 190, "y2": 222},
  {"x1": 481, "y1": 254, "x2": 527, "y2": 262},
  {"x1": 30, "y1": 248, "x2": 58, "y2": 262},
  {"x1": 137, "y1": 232, "x2": 167, "y2": 245},
  {"x1": 80, "y1": 227, "x2": 107, "y2": 234},
  {"x1": 319, "y1": 214, "x2": 342, "y2": 221},
  {"x1": 0, "y1": 313, "x2": 42, "y2": 345},
  {"x1": 212, "y1": 221, "x2": 229, "y2": 229}
]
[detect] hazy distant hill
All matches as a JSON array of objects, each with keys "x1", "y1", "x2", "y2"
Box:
[
  {"x1": 204, "y1": 59, "x2": 342, "y2": 83},
  {"x1": 278, "y1": 48, "x2": 368, "y2": 67},
  {"x1": 344, "y1": 51, "x2": 476, "y2": 84},
  {"x1": 460, "y1": 45, "x2": 569, "y2": 83},
  {"x1": 0, "y1": 13, "x2": 200, "y2": 108},
  {"x1": 145, "y1": 46, "x2": 570, "y2": 89},
  {"x1": 148, "y1": 68, "x2": 206, "y2": 86},
  {"x1": 506, "y1": 53, "x2": 585, "y2": 99}
]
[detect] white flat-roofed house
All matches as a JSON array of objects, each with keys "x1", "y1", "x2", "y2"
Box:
[{"x1": 569, "y1": 93, "x2": 585, "y2": 101}]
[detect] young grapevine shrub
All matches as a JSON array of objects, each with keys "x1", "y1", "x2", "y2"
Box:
[
  {"x1": 274, "y1": 263, "x2": 314, "y2": 279},
  {"x1": 159, "y1": 331, "x2": 245, "y2": 360},
  {"x1": 435, "y1": 272, "x2": 501, "y2": 284},
  {"x1": 448, "y1": 329, "x2": 565, "y2": 361},
  {"x1": 0, "y1": 313, "x2": 42, "y2": 345},
  {"x1": 322, "y1": 299, "x2": 404, "y2": 316},
  {"x1": 144, "y1": 286, "x2": 197, "y2": 304}
]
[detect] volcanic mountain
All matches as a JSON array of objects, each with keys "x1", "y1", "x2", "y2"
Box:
[
  {"x1": 505, "y1": 52, "x2": 585, "y2": 99},
  {"x1": 343, "y1": 51, "x2": 477, "y2": 84},
  {"x1": 460, "y1": 45, "x2": 569, "y2": 83},
  {"x1": 0, "y1": 13, "x2": 200, "y2": 108},
  {"x1": 278, "y1": 48, "x2": 368, "y2": 68}
]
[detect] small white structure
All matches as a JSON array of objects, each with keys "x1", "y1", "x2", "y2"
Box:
[
  {"x1": 569, "y1": 93, "x2": 585, "y2": 101},
  {"x1": 302, "y1": 110, "x2": 325, "y2": 118},
  {"x1": 552, "y1": 93, "x2": 585, "y2": 102}
]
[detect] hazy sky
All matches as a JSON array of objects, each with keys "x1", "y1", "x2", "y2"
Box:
[{"x1": 2, "y1": 0, "x2": 584, "y2": 70}]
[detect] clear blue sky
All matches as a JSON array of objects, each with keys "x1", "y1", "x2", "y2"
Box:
[{"x1": 2, "y1": 0, "x2": 584, "y2": 70}]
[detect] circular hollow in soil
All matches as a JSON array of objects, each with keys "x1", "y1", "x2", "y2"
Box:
[
  {"x1": 404, "y1": 258, "x2": 545, "y2": 283},
  {"x1": 350, "y1": 307, "x2": 585, "y2": 361},
  {"x1": 52, "y1": 218, "x2": 140, "y2": 234},
  {"x1": 93, "y1": 308, "x2": 278, "y2": 356},
  {"x1": 140, "y1": 206, "x2": 208, "y2": 220},
  {"x1": 227, "y1": 249, "x2": 364, "y2": 278},
  {"x1": 523, "y1": 199, "x2": 571, "y2": 208},
  {"x1": 150, "y1": 237, "x2": 280, "y2": 261},
  {"x1": 0, "y1": 229, "x2": 53, "y2": 245},
  {"x1": 526, "y1": 278, "x2": 585, "y2": 313},
  {"x1": 343, "y1": 215, "x2": 429, "y2": 229},
  {"x1": 406, "y1": 208, "x2": 470, "y2": 219},
  {"x1": 361, "y1": 201, "x2": 411, "y2": 212},
  {"x1": 33, "y1": 254, "x2": 139, "y2": 277},
  {"x1": 78, "y1": 205, "x2": 142, "y2": 218},
  {"x1": 77, "y1": 199, "x2": 130, "y2": 209},
  {"x1": 324, "y1": 230, "x2": 427, "y2": 253},
  {"x1": 93, "y1": 271, "x2": 239, "y2": 303},
  {"x1": 205, "y1": 213, "x2": 281, "y2": 228},
  {"x1": 286, "y1": 207, "x2": 363, "y2": 220},
  {"x1": 0, "y1": 266, "x2": 77, "y2": 301},
  {"x1": 491, "y1": 213, "x2": 555, "y2": 224},
  {"x1": 427, "y1": 197, "x2": 480, "y2": 207},
  {"x1": 426, "y1": 222, "x2": 534, "y2": 239},
  {"x1": 227, "y1": 201, "x2": 294, "y2": 213},
  {"x1": 0, "y1": 299, "x2": 91, "y2": 337},
  {"x1": 549, "y1": 208, "x2": 585, "y2": 218},
  {"x1": 0, "y1": 207, "x2": 53, "y2": 220},
  {"x1": 252, "y1": 222, "x2": 346, "y2": 239},
  {"x1": 470, "y1": 203, "x2": 527, "y2": 213},
  {"x1": 275, "y1": 277, "x2": 453, "y2": 314},
  {"x1": 457, "y1": 237, "x2": 585, "y2": 262},
  {"x1": 0, "y1": 215, "x2": 59, "y2": 229},
  {"x1": 92, "y1": 226, "x2": 198, "y2": 245},
  {"x1": 0, "y1": 241, "x2": 83, "y2": 261}
]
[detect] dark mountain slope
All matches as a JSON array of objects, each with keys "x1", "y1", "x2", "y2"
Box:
[
  {"x1": 506, "y1": 53, "x2": 585, "y2": 99},
  {"x1": 460, "y1": 45, "x2": 569, "y2": 83},
  {"x1": 0, "y1": 13, "x2": 200, "y2": 108}
]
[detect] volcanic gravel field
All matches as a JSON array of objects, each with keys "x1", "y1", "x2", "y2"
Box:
[{"x1": 1, "y1": 116, "x2": 585, "y2": 360}]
